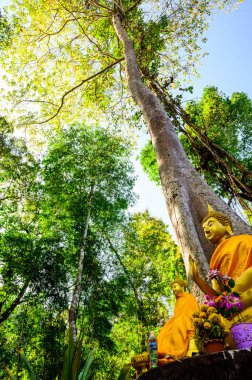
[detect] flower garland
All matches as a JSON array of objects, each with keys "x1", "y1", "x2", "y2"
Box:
[{"x1": 205, "y1": 270, "x2": 243, "y2": 319}]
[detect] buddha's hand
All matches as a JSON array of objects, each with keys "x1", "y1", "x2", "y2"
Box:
[{"x1": 189, "y1": 255, "x2": 199, "y2": 281}]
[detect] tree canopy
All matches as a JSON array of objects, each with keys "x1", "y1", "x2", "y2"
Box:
[{"x1": 0, "y1": 0, "x2": 241, "y2": 128}]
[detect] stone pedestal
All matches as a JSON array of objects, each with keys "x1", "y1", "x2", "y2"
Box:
[{"x1": 139, "y1": 349, "x2": 252, "y2": 380}]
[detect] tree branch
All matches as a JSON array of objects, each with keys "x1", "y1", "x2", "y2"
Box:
[
  {"x1": 102, "y1": 230, "x2": 148, "y2": 326},
  {"x1": 142, "y1": 69, "x2": 252, "y2": 205},
  {"x1": 37, "y1": 18, "x2": 81, "y2": 41},
  {"x1": 0, "y1": 282, "x2": 29, "y2": 324},
  {"x1": 103, "y1": 231, "x2": 137, "y2": 295},
  {"x1": 45, "y1": 9, "x2": 59, "y2": 32},
  {"x1": 24, "y1": 57, "x2": 124, "y2": 125},
  {"x1": 91, "y1": 1, "x2": 113, "y2": 12},
  {"x1": 61, "y1": 5, "x2": 116, "y2": 59},
  {"x1": 125, "y1": 0, "x2": 144, "y2": 14},
  {"x1": 15, "y1": 99, "x2": 58, "y2": 108}
]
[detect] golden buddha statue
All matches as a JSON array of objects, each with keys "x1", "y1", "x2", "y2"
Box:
[
  {"x1": 189, "y1": 206, "x2": 252, "y2": 325},
  {"x1": 157, "y1": 278, "x2": 199, "y2": 364}
]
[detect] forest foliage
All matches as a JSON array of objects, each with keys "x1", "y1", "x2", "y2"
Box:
[
  {"x1": 140, "y1": 86, "x2": 252, "y2": 221},
  {"x1": 0, "y1": 121, "x2": 183, "y2": 379}
]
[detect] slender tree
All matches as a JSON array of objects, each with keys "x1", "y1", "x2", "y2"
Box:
[
  {"x1": 42, "y1": 124, "x2": 135, "y2": 341},
  {"x1": 0, "y1": 124, "x2": 136, "y2": 378}
]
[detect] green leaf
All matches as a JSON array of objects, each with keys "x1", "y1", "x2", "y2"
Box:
[
  {"x1": 6, "y1": 367, "x2": 17, "y2": 380},
  {"x1": 72, "y1": 336, "x2": 84, "y2": 380},
  {"x1": 228, "y1": 279, "x2": 235, "y2": 288},
  {"x1": 60, "y1": 328, "x2": 75, "y2": 380},
  {"x1": 117, "y1": 363, "x2": 132, "y2": 380},
  {"x1": 78, "y1": 349, "x2": 95, "y2": 380},
  {"x1": 233, "y1": 292, "x2": 240, "y2": 297},
  {"x1": 19, "y1": 349, "x2": 37, "y2": 380}
]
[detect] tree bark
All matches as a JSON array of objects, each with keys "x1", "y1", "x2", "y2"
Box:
[
  {"x1": 69, "y1": 184, "x2": 94, "y2": 342},
  {"x1": 0, "y1": 281, "x2": 28, "y2": 324},
  {"x1": 112, "y1": 13, "x2": 252, "y2": 284}
]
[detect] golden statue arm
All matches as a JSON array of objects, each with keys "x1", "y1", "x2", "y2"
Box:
[{"x1": 189, "y1": 255, "x2": 216, "y2": 298}]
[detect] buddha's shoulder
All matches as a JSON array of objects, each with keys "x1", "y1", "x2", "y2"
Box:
[
  {"x1": 232, "y1": 234, "x2": 252, "y2": 239},
  {"x1": 230, "y1": 234, "x2": 252, "y2": 244},
  {"x1": 217, "y1": 234, "x2": 252, "y2": 248}
]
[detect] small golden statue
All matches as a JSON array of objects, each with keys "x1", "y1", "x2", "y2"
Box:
[
  {"x1": 131, "y1": 278, "x2": 199, "y2": 374},
  {"x1": 157, "y1": 278, "x2": 199, "y2": 364}
]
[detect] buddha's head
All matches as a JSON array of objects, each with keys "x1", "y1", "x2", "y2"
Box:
[
  {"x1": 202, "y1": 205, "x2": 233, "y2": 245},
  {"x1": 172, "y1": 278, "x2": 187, "y2": 295}
]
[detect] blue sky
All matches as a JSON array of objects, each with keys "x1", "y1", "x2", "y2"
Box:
[{"x1": 193, "y1": 0, "x2": 252, "y2": 99}]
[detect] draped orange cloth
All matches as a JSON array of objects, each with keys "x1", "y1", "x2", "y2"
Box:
[
  {"x1": 157, "y1": 292, "x2": 199, "y2": 359},
  {"x1": 210, "y1": 235, "x2": 252, "y2": 280}
]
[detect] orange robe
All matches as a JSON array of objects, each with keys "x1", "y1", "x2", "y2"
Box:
[
  {"x1": 210, "y1": 235, "x2": 252, "y2": 280},
  {"x1": 157, "y1": 292, "x2": 199, "y2": 359}
]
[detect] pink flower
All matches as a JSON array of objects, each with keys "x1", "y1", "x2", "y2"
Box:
[
  {"x1": 208, "y1": 269, "x2": 231, "y2": 282},
  {"x1": 204, "y1": 295, "x2": 216, "y2": 308}
]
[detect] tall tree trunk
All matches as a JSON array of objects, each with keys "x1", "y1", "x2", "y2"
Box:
[
  {"x1": 69, "y1": 184, "x2": 94, "y2": 342},
  {"x1": 112, "y1": 13, "x2": 252, "y2": 283}
]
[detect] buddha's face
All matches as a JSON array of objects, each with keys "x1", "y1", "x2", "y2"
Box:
[
  {"x1": 172, "y1": 282, "x2": 184, "y2": 295},
  {"x1": 202, "y1": 217, "x2": 230, "y2": 244}
]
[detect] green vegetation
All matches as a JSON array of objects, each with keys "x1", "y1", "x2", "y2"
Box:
[
  {"x1": 0, "y1": 121, "x2": 181, "y2": 379},
  {"x1": 0, "y1": 0, "x2": 250, "y2": 378},
  {"x1": 140, "y1": 86, "x2": 252, "y2": 221}
]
